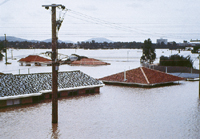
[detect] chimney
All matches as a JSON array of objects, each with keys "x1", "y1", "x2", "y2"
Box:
[{"x1": 124, "y1": 70, "x2": 127, "y2": 81}]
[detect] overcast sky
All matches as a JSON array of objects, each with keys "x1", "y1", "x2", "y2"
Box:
[{"x1": 0, "y1": 0, "x2": 200, "y2": 43}]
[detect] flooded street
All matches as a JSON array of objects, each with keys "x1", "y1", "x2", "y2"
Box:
[
  {"x1": 1, "y1": 82, "x2": 200, "y2": 138},
  {"x1": 0, "y1": 49, "x2": 200, "y2": 138}
]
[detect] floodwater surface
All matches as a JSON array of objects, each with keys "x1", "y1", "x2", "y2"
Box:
[
  {"x1": 0, "y1": 49, "x2": 200, "y2": 138},
  {"x1": 0, "y1": 81, "x2": 200, "y2": 139}
]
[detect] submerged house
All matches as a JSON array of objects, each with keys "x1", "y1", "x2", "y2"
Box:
[
  {"x1": 18, "y1": 55, "x2": 52, "y2": 66},
  {"x1": 99, "y1": 67, "x2": 185, "y2": 87},
  {"x1": 71, "y1": 58, "x2": 110, "y2": 66},
  {"x1": 62, "y1": 54, "x2": 110, "y2": 66},
  {"x1": 0, "y1": 71, "x2": 104, "y2": 108}
]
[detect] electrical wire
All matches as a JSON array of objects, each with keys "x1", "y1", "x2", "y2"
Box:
[
  {"x1": 1, "y1": 8, "x2": 200, "y2": 41},
  {"x1": 67, "y1": 9, "x2": 192, "y2": 39}
]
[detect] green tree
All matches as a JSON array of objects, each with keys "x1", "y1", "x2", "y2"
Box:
[
  {"x1": 159, "y1": 54, "x2": 193, "y2": 68},
  {"x1": 140, "y1": 38, "x2": 156, "y2": 64},
  {"x1": 192, "y1": 45, "x2": 200, "y2": 53}
]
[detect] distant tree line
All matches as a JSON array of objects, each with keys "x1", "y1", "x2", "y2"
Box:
[
  {"x1": 76, "y1": 40, "x2": 143, "y2": 49},
  {"x1": 155, "y1": 41, "x2": 186, "y2": 50},
  {"x1": 0, "y1": 40, "x2": 144, "y2": 49},
  {"x1": 156, "y1": 41, "x2": 195, "y2": 50},
  {"x1": 0, "y1": 39, "x2": 190, "y2": 50},
  {"x1": 159, "y1": 54, "x2": 193, "y2": 68},
  {"x1": 0, "y1": 41, "x2": 74, "y2": 49}
]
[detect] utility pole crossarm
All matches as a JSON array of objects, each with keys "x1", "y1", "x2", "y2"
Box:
[
  {"x1": 42, "y1": 4, "x2": 62, "y2": 7},
  {"x1": 42, "y1": 4, "x2": 65, "y2": 10}
]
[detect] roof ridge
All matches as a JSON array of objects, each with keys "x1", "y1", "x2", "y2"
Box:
[
  {"x1": 34, "y1": 55, "x2": 38, "y2": 61},
  {"x1": 140, "y1": 67, "x2": 150, "y2": 84}
]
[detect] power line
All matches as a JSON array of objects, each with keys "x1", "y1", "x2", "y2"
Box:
[
  {"x1": 1, "y1": 8, "x2": 199, "y2": 41},
  {"x1": 67, "y1": 10, "x2": 174, "y2": 37}
]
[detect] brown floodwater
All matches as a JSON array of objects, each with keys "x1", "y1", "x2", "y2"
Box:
[
  {"x1": 1, "y1": 49, "x2": 200, "y2": 138},
  {"x1": 0, "y1": 81, "x2": 200, "y2": 139}
]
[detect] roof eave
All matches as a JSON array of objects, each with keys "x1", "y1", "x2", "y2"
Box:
[
  {"x1": 101, "y1": 80, "x2": 150, "y2": 86},
  {"x1": 101, "y1": 80, "x2": 184, "y2": 87},
  {"x1": 0, "y1": 84, "x2": 105, "y2": 100},
  {"x1": 0, "y1": 93, "x2": 42, "y2": 101},
  {"x1": 40, "y1": 84, "x2": 105, "y2": 93}
]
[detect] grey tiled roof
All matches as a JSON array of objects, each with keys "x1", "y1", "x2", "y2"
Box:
[{"x1": 0, "y1": 71, "x2": 103, "y2": 97}]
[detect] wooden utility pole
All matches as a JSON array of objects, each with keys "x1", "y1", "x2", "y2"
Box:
[
  {"x1": 42, "y1": 4, "x2": 64, "y2": 123},
  {"x1": 51, "y1": 4, "x2": 58, "y2": 124},
  {"x1": 199, "y1": 54, "x2": 200, "y2": 97},
  {"x1": 4, "y1": 34, "x2": 7, "y2": 64}
]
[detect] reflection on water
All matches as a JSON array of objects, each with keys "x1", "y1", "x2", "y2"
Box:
[{"x1": 51, "y1": 123, "x2": 60, "y2": 139}]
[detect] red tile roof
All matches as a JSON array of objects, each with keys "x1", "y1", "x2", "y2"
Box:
[
  {"x1": 99, "y1": 67, "x2": 185, "y2": 87},
  {"x1": 71, "y1": 58, "x2": 110, "y2": 66},
  {"x1": 18, "y1": 55, "x2": 51, "y2": 63}
]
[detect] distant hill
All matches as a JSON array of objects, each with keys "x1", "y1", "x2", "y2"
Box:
[
  {"x1": 0, "y1": 36, "x2": 113, "y2": 43},
  {"x1": 0, "y1": 36, "x2": 28, "y2": 42},
  {"x1": 28, "y1": 40, "x2": 39, "y2": 43},
  {"x1": 0, "y1": 36, "x2": 74, "y2": 43},
  {"x1": 62, "y1": 40, "x2": 74, "y2": 43},
  {"x1": 41, "y1": 39, "x2": 61, "y2": 43},
  {"x1": 42, "y1": 39, "x2": 74, "y2": 43},
  {"x1": 0, "y1": 36, "x2": 40, "y2": 42},
  {"x1": 85, "y1": 37, "x2": 113, "y2": 43}
]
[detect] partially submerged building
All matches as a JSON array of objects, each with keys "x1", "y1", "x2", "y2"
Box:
[
  {"x1": 18, "y1": 55, "x2": 52, "y2": 66},
  {"x1": 99, "y1": 67, "x2": 185, "y2": 87},
  {"x1": 71, "y1": 58, "x2": 110, "y2": 66},
  {"x1": 0, "y1": 71, "x2": 104, "y2": 108},
  {"x1": 62, "y1": 54, "x2": 110, "y2": 66}
]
